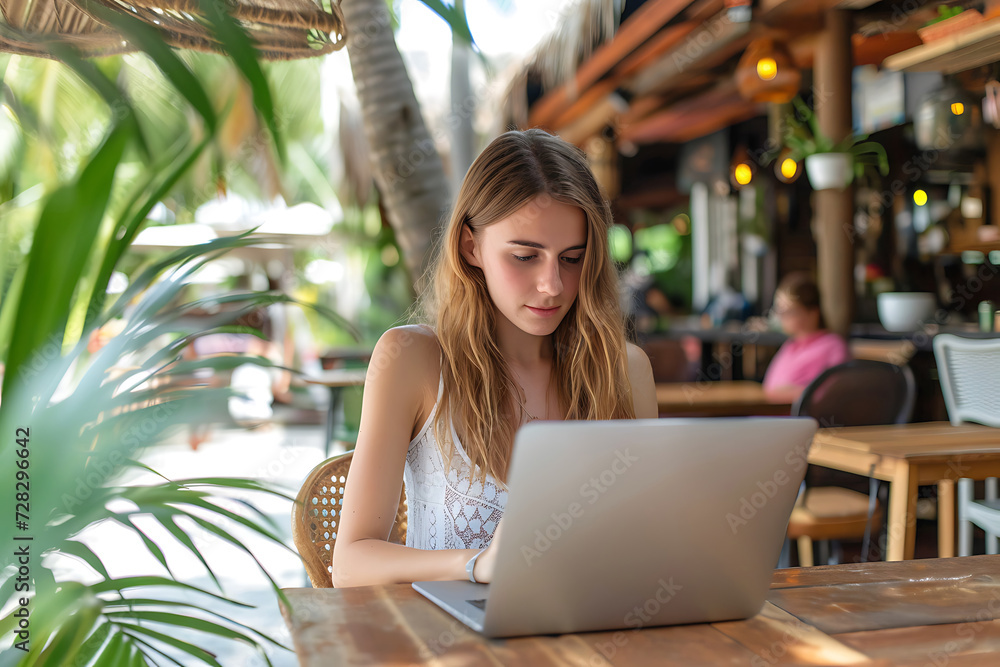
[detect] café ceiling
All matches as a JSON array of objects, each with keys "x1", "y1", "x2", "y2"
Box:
[{"x1": 499, "y1": 0, "x2": 986, "y2": 147}]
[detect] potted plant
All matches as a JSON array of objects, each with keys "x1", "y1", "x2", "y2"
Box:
[{"x1": 781, "y1": 97, "x2": 890, "y2": 191}]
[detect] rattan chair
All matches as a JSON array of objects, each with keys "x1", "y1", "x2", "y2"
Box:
[
  {"x1": 933, "y1": 334, "x2": 1000, "y2": 556},
  {"x1": 787, "y1": 360, "x2": 915, "y2": 566},
  {"x1": 292, "y1": 451, "x2": 408, "y2": 588}
]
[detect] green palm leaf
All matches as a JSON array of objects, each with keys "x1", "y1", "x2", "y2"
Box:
[
  {"x1": 116, "y1": 625, "x2": 224, "y2": 667},
  {"x1": 86, "y1": 135, "x2": 213, "y2": 331},
  {"x1": 105, "y1": 598, "x2": 284, "y2": 648},
  {"x1": 71, "y1": 622, "x2": 114, "y2": 667},
  {"x1": 0, "y1": 4, "x2": 336, "y2": 665},
  {"x1": 91, "y1": 631, "x2": 128, "y2": 667},
  {"x1": 1, "y1": 122, "x2": 129, "y2": 398}
]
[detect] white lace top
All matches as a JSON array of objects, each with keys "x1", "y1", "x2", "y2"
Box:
[{"x1": 403, "y1": 373, "x2": 507, "y2": 550}]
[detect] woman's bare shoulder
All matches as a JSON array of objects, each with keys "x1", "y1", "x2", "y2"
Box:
[
  {"x1": 625, "y1": 341, "x2": 651, "y2": 367},
  {"x1": 372, "y1": 325, "x2": 440, "y2": 366},
  {"x1": 624, "y1": 341, "x2": 654, "y2": 385},
  {"x1": 624, "y1": 342, "x2": 657, "y2": 419},
  {"x1": 370, "y1": 326, "x2": 442, "y2": 432}
]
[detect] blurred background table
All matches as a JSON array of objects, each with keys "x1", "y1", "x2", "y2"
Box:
[
  {"x1": 319, "y1": 346, "x2": 373, "y2": 370},
  {"x1": 809, "y1": 422, "x2": 1000, "y2": 561},
  {"x1": 656, "y1": 380, "x2": 792, "y2": 417},
  {"x1": 304, "y1": 369, "x2": 367, "y2": 457}
]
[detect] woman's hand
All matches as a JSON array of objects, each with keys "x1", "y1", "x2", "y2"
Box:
[{"x1": 472, "y1": 519, "x2": 504, "y2": 584}]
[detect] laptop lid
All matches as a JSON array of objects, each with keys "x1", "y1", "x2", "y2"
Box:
[{"x1": 478, "y1": 417, "x2": 816, "y2": 637}]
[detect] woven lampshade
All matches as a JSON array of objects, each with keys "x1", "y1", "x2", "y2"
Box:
[
  {"x1": 0, "y1": 0, "x2": 346, "y2": 61},
  {"x1": 735, "y1": 37, "x2": 800, "y2": 104}
]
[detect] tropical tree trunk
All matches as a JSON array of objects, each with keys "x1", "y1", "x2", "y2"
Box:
[
  {"x1": 449, "y1": 0, "x2": 475, "y2": 194},
  {"x1": 341, "y1": 0, "x2": 452, "y2": 289}
]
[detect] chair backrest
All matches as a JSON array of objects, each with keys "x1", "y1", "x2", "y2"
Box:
[
  {"x1": 291, "y1": 451, "x2": 408, "y2": 588},
  {"x1": 792, "y1": 359, "x2": 916, "y2": 428},
  {"x1": 933, "y1": 334, "x2": 1000, "y2": 427}
]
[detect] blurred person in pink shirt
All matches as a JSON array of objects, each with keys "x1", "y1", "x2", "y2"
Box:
[{"x1": 762, "y1": 273, "x2": 850, "y2": 403}]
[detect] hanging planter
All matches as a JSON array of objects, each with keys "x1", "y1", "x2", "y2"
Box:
[
  {"x1": 805, "y1": 153, "x2": 854, "y2": 190},
  {"x1": 775, "y1": 97, "x2": 890, "y2": 191}
]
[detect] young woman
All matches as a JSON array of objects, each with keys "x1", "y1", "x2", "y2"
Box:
[
  {"x1": 332, "y1": 129, "x2": 658, "y2": 588},
  {"x1": 762, "y1": 272, "x2": 850, "y2": 403}
]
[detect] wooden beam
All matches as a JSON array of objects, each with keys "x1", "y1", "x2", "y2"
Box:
[
  {"x1": 610, "y1": 24, "x2": 917, "y2": 144},
  {"x1": 550, "y1": 81, "x2": 619, "y2": 132},
  {"x1": 618, "y1": 94, "x2": 674, "y2": 127},
  {"x1": 627, "y1": 13, "x2": 751, "y2": 97},
  {"x1": 853, "y1": 31, "x2": 923, "y2": 66},
  {"x1": 617, "y1": 21, "x2": 702, "y2": 79},
  {"x1": 759, "y1": 0, "x2": 848, "y2": 22},
  {"x1": 684, "y1": 0, "x2": 726, "y2": 22},
  {"x1": 634, "y1": 31, "x2": 753, "y2": 97},
  {"x1": 538, "y1": 0, "x2": 924, "y2": 149},
  {"x1": 618, "y1": 82, "x2": 764, "y2": 144},
  {"x1": 814, "y1": 9, "x2": 855, "y2": 337},
  {"x1": 557, "y1": 94, "x2": 628, "y2": 146},
  {"x1": 788, "y1": 30, "x2": 923, "y2": 70},
  {"x1": 528, "y1": 0, "x2": 695, "y2": 129},
  {"x1": 550, "y1": 21, "x2": 699, "y2": 131},
  {"x1": 672, "y1": 104, "x2": 764, "y2": 143}
]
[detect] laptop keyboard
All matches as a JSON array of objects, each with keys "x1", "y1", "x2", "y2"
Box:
[{"x1": 466, "y1": 599, "x2": 487, "y2": 610}]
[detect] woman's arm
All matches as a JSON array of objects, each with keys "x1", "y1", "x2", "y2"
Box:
[
  {"x1": 331, "y1": 326, "x2": 481, "y2": 587},
  {"x1": 626, "y1": 343, "x2": 658, "y2": 419}
]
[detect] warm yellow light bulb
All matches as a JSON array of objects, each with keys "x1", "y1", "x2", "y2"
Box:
[
  {"x1": 951, "y1": 102, "x2": 965, "y2": 116},
  {"x1": 780, "y1": 158, "x2": 798, "y2": 180},
  {"x1": 734, "y1": 163, "x2": 753, "y2": 186},
  {"x1": 914, "y1": 189, "x2": 928, "y2": 206},
  {"x1": 756, "y1": 57, "x2": 778, "y2": 81}
]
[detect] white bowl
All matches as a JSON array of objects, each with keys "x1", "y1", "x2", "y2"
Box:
[{"x1": 877, "y1": 292, "x2": 938, "y2": 332}]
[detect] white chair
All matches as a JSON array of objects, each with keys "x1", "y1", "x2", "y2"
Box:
[{"x1": 932, "y1": 334, "x2": 1000, "y2": 556}]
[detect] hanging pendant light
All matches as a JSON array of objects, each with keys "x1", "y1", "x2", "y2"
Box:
[
  {"x1": 774, "y1": 148, "x2": 801, "y2": 184},
  {"x1": 730, "y1": 145, "x2": 757, "y2": 190},
  {"x1": 735, "y1": 38, "x2": 801, "y2": 104}
]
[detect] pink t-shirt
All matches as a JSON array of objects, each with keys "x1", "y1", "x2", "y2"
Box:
[{"x1": 763, "y1": 331, "x2": 850, "y2": 392}]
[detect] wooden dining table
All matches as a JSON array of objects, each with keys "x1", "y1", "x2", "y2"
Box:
[
  {"x1": 280, "y1": 554, "x2": 1000, "y2": 665},
  {"x1": 656, "y1": 380, "x2": 792, "y2": 417},
  {"x1": 809, "y1": 421, "x2": 1000, "y2": 562}
]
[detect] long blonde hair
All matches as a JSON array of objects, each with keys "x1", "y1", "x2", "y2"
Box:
[{"x1": 416, "y1": 129, "x2": 635, "y2": 484}]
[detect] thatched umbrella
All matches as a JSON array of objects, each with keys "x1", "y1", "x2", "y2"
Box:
[
  {"x1": 0, "y1": 0, "x2": 347, "y2": 60},
  {"x1": 498, "y1": 0, "x2": 618, "y2": 132}
]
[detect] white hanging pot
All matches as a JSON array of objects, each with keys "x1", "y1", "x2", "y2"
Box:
[{"x1": 805, "y1": 153, "x2": 854, "y2": 190}]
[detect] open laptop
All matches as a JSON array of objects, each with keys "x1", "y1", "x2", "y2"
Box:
[{"x1": 413, "y1": 417, "x2": 816, "y2": 638}]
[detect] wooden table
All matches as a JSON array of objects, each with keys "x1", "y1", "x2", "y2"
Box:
[
  {"x1": 810, "y1": 422, "x2": 1000, "y2": 562},
  {"x1": 304, "y1": 369, "x2": 367, "y2": 457},
  {"x1": 656, "y1": 381, "x2": 792, "y2": 417},
  {"x1": 280, "y1": 555, "x2": 1000, "y2": 665}
]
